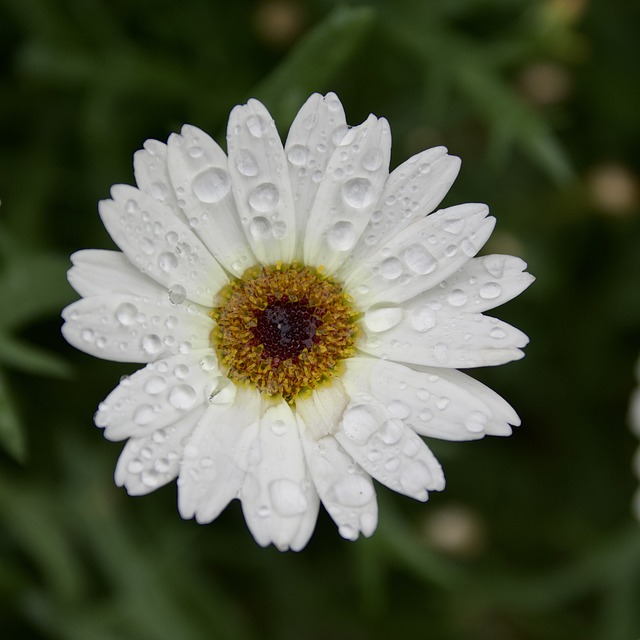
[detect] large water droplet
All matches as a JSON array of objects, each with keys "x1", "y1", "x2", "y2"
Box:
[
  {"x1": 447, "y1": 289, "x2": 468, "y2": 307},
  {"x1": 327, "y1": 220, "x2": 357, "y2": 252},
  {"x1": 364, "y1": 307, "x2": 403, "y2": 333},
  {"x1": 287, "y1": 144, "x2": 308, "y2": 166},
  {"x1": 331, "y1": 475, "x2": 373, "y2": 507},
  {"x1": 248, "y1": 183, "x2": 279, "y2": 212},
  {"x1": 362, "y1": 148, "x2": 383, "y2": 171},
  {"x1": 235, "y1": 149, "x2": 259, "y2": 176},
  {"x1": 141, "y1": 334, "x2": 162, "y2": 355},
  {"x1": 144, "y1": 375, "x2": 166, "y2": 395},
  {"x1": 465, "y1": 411, "x2": 488, "y2": 433},
  {"x1": 134, "y1": 404, "x2": 155, "y2": 425},
  {"x1": 380, "y1": 257, "x2": 403, "y2": 280},
  {"x1": 269, "y1": 479, "x2": 308, "y2": 516},
  {"x1": 444, "y1": 219, "x2": 465, "y2": 234},
  {"x1": 411, "y1": 306, "x2": 437, "y2": 332},
  {"x1": 342, "y1": 404, "x2": 378, "y2": 445},
  {"x1": 484, "y1": 255, "x2": 506, "y2": 278},
  {"x1": 404, "y1": 244, "x2": 437, "y2": 274},
  {"x1": 168, "y1": 284, "x2": 187, "y2": 305},
  {"x1": 342, "y1": 177, "x2": 375, "y2": 209},
  {"x1": 249, "y1": 216, "x2": 272, "y2": 240},
  {"x1": 246, "y1": 114, "x2": 267, "y2": 137},
  {"x1": 169, "y1": 384, "x2": 197, "y2": 410},
  {"x1": 158, "y1": 252, "x2": 178, "y2": 272},
  {"x1": 115, "y1": 302, "x2": 137, "y2": 326},
  {"x1": 192, "y1": 168, "x2": 231, "y2": 203},
  {"x1": 379, "y1": 418, "x2": 404, "y2": 444},
  {"x1": 479, "y1": 282, "x2": 502, "y2": 300}
]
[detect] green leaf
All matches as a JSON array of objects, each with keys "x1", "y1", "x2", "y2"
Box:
[
  {"x1": 0, "y1": 333, "x2": 71, "y2": 378},
  {"x1": 0, "y1": 367, "x2": 26, "y2": 462},
  {"x1": 253, "y1": 5, "x2": 376, "y2": 125}
]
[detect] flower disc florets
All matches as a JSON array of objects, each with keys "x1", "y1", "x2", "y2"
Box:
[{"x1": 211, "y1": 263, "x2": 359, "y2": 402}]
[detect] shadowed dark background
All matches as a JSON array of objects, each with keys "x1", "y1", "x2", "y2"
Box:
[{"x1": 1, "y1": 1, "x2": 640, "y2": 638}]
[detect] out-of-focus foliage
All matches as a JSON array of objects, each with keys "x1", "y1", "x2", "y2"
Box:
[{"x1": 1, "y1": 0, "x2": 639, "y2": 639}]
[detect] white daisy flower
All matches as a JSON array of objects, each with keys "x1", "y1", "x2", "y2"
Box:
[{"x1": 62, "y1": 93, "x2": 533, "y2": 551}]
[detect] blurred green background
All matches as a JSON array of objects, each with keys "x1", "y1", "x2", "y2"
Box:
[{"x1": 1, "y1": 0, "x2": 640, "y2": 638}]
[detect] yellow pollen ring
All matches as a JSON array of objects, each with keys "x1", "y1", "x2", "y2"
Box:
[{"x1": 210, "y1": 263, "x2": 359, "y2": 404}]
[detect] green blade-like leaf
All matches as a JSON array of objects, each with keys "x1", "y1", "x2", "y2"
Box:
[{"x1": 0, "y1": 367, "x2": 26, "y2": 462}]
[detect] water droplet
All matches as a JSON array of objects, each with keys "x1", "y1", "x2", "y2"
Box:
[
  {"x1": 192, "y1": 168, "x2": 231, "y2": 203},
  {"x1": 484, "y1": 255, "x2": 506, "y2": 278},
  {"x1": 444, "y1": 219, "x2": 465, "y2": 234},
  {"x1": 141, "y1": 334, "x2": 162, "y2": 355},
  {"x1": 479, "y1": 282, "x2": 502, "y2": 300},
  {"x1": 140, "y1": 238, "x2": 155, "y2": 255},
  {"x1": 379, "y1": 418, "x2": 404, "y2": 444},
  {"x1": 144, "y1": 376, "x2": 166, "y2": 395},
  {"x1": 115, "y1": 302, "x2": 137, "y2": 326},
  {"x1": 342, "y1": 404, "x2": 378, "y2": 444},
  {"x1": 490, "y1": 327, "x2": 507, "y2": 339},
  {"x1": 168, "y1": 284, "x2": 187, "y2": 305},
  {"x1": 187, "y1": 145, "x2": 203, "y2": 158},
  {"x1": 461, "y1": 239, "x2": 477, "y2": 257},
  {"x1": 419, "y1": 163, "x2": 431, "y2": 175},
  {"x1": 388, "y1": 400, "x2": 410, "y2": 419},
  {"x1": 327, "y1": 220, "x2": 357, "y2": 252},
  {"x1": 287, "y1": 144, "x2": 308, "y2": 166},
  {"x1": 169, "y1": 384, "x2": 196, "y2": 410},
  {"x1": 249, "y1": 216, "x2": 272, "y2": 240},
  {"x1": 362, "y1": 148, "x2": 383, "y2": 171},
  {"x1": 331, "y1": 475, "x2": 373, "y2": 507},
  {"x1": 411, "y1": 306, "x2": 437, "y2": 332},
  {"x1": 364, "y1": 307, "x2": 403, "y2": 333},
  {"x1": 465, "y1": 411, "x2": 488, "y2": 433},
  {"x1": 173, "y1": 364, "x2": 189, "y2": 379},
  {"x1": 199, "y1": 456, "x2": 213, "y2": 468},
  {"x1": 199, "y1": 355, "x2": 218, "y2": 371},
  {"x1": 404, "y1": 244, "x2": 437, "y2": 274},
  {"x1": 272, "y1": 221, "x2": 288, "y2": 239},
  {"x1": 433, "y1": 343, "x2": 448, "y2": 364},
  {"x1": 235, "y1": 149, "x2": 259, "y2": 176},
  {"x1": 342, "y1": 177, "x2": 375, "y2": 209},
  {"x1": 248, "y1": 183, "x2": 279, "y2": 212},
  {"x1": 134, "y1": 404, "x2": 155, "y2": 425},
  {"x1": 380, "y1": 257, "x2": 403, "y2": 280},
  {"x1": 269, "y1": 479, "x2": 308, "y2": 516},
  {"x1": 311, "y1": 170, "x2": 324, "y2": 183},
  {"x1": 270, "y1": 419, "x2": 287, "y2": 436},
  {"x1": 448, "y1": 289, "x2": 468, "y2": 307},
  {"x1": 207, "y1": 376, "x2": 236, "y2": 404},
  {"x1": 246, "y1": 114, "x2": 266, "y2": 137},
  {"x1": 158, "y1": 252, "x2": 178, "y2": 272},
  {"x1": 436, "y1": 396, "x2": 450, "y2": 410},
  {"x1": 127, "y1": 459, "x2": 144, "y2": 474}
]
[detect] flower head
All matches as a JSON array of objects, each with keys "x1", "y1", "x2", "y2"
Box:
[{"x1": 62, "y1": 93, "x2": 533, "y2": 550}]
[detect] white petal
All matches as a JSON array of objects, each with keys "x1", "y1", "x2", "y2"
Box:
[
  {"x1": 294, "y1": 379, "x2": 349, "y2": 440},
  {"x1": 178, "y1": 386, "x2": 261, "y2": 524},
  {"x1": 344, "y1": 147, "x2": 461, "y2": 268},
  {"x1": 227, "y1": 99, "x2": 296, "y2": 265},
  {"x1": 240, "y1": 401, "x2": 319, "y2": 551},
  {"x1": 99, "y1": 184, "x2": 228, "y2": 305},
  {"x1": 166, "y1": 125, "x2": 256, "y2": 277},
  {"x1": 299, "y1": 417, "x2": 377, "y2": 540},
  {"x1": 343, "y1": 356, "x2": 515, "y2": 441},
  {"x1": 359, "y1": 309, "x2": 529, "y2": 368},
  {"x1": 134, "y1": 139, "x2": 184, "y2": 216},
  {"x1": 96, "y1": 350, "x2": 220, "y2": 441},
  {"x1": 303, "y1": 114, "x2": 391, "y2": 273},
  {"x1": 61, "y1": 293, "x2": 214, "y2": 363},
  {"x1": 409, "y1": 254, "x2": 535, "y2": 314},
  {"x1": 334, "y1": 402, "x2": 445, "y2": 501},
  {"x1": 115, "y1": 406, "x2": 206, "y2": 495},
  {"x1": 284, "y1": 92, "x2": 348, "y2": 257},
  {"x1": 344, "y1": 203, "x2": 495, "y2": 306},
  {"x1": 68, "y1": 250, "x2": 164, "y2": 298}
]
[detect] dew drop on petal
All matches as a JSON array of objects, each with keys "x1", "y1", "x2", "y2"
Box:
[
  {"x1": 199, "y1": 355, "x2": 217, "y2": 371},
  {"x1": 168, "y1": 284, "x2": 187, "y2": 305},
  {"x1": 444, "y1": 219, "x2": 465, "y2": 234},
  {"x1": 158, "y1": 252, "x2": 178, "y2": 272},
  {"x1": 447, "y1": 289, "x2": 468, "y2": 307},
  {"x1": 115, "y1": 302, "x2": 137, "y2": 326},
  {"x1": 363, "y1": 307, "x2": 403, "y2": 333},
  {"x1": 380, "y1": 257, "x2": 403, "y2": 280},
  {"x1": 331, "y1": 475, "x2": 373, "y2": 507},
  {"x1": 249, "y1": 216, "x2": 272, "y2": 240},
  {"x1": 404, "y1": 244, "x2": 437, "y2": 274},
  {"x1": 192, "y1": 168, "x2": 231, "y2": 203},
  {"x1": 379, "y1": 418, "x2": 404, "y2": 444},
  {"x1": 246, "y1": 114, "x2": 266, "y2": 137},
  {"x1": 465, "y1": 411, "x2": 488, "y2": 433},
  {"x1": 235, "y1": 150, "x2": 259, "y2": 177},
  {"x1": 327, "y1": 220, "x2": 357, "y2": 252},
  {"x1": 272, "y1": 221, "x2": 288, "y2": 239},
  {"x1": 270, "y1": 419, "x2": 287, "y2": 436},
  {"x1": 287, "y1": 144, "x2": 308, "y2": 166},
  {"x1": 484, "y1": 255, "x2": 507, "y2": 278},
  {"x1": 248, "y1": 183, "x2": 280, "y2": 212},
  {"x1": 144, "y1": 376, "x2": 166, "y2": 395},
  {"x1": 342, "y1": 404, "x2": 378, "y2": 445},
  {"x1": 141, "y1": 334, "x2": 162, "y2": 355},
  {"x1": 490, "y1": 327, "x2": 508, "y2": 339},
  {"x1": 362, "y1": 148, "x2": 383, "y2": 171},
  {"x1": 269, "y1": 479, "x2": 308, "y2": 516},
  {"x1": 169, "y1": 384, "x2": 197, "y2": 410},
  {"x1": 479, "y1": 282, "x2": 502, "y2": 300},
  {"x1": 342, "y1": 177, "x2": 375, "y2": 209},
  {"x1": 411, "y1": 306, "x2": 437, "y2": 332},
  {"x1": 134, "y1": 404, "x2": 155, "y2": 425}
]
